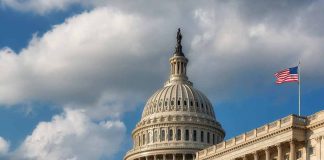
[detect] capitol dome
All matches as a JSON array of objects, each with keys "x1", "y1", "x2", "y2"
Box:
[{"x1": 124, "y1": 29, "x2": 225, "y2": 160}]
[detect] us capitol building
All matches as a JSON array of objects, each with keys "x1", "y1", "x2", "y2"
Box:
[{"x1": 124, "y1": 29, "x2": 324, "y2": 160}]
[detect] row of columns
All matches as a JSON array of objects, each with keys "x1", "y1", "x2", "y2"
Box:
[
  {"x1": 134, "y1": 127, "x2": 220, "y2": 147},
  {"x1": 237, "y1": 140, "x2": 296, "y2": 160},
  {"x1": 171, "y1": 60, "x2": 187, "y2": 76},
  {"x1": 137, "y1": 153, "x2": 196, "y2": 160}
]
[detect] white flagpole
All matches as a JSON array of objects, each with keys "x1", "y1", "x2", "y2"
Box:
[{"x1": 298, "y1": 61, "x2": 301, "y2": 116}]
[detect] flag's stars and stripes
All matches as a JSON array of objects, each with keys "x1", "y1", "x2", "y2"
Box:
[{"x1": 274, "y1": 66, "x2": 299, "y2": 84}]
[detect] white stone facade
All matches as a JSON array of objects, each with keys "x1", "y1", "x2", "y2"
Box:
[{"x1": 197, "y1": 111, "x2": 324, "y2": 160}]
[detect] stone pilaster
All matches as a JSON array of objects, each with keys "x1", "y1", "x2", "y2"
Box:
[
  {"x1": 253, "y1": 151, "x2": 259, "y2": 160},
  {"x1": 290, "y1": 140, "x2": 296, "y2": 160},
  {"x1": 316, "y1": 136, "x2": 322, "y2": 160},
  {"x1": 276, "y1": 143, "x2": 282, "y2": 160},
  {"x1": 265, "y1": 147, "x2": 270, "y2": 160}
]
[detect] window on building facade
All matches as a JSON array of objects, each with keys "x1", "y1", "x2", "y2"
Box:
[
  {"x1": 161, "y1": 130, "x2": 165, "y2": 141},
  {"x1": 185, "y1": 130, "x2": 189, "y2": 141},
  {"x1": 171, "y1": 100, "x2": 174, "y2": 105},
  {"x1": 193, "y1": 130, "x2": 197, "y2": 141},
  {"x1": 143, "y1": 134, "x2": 145, "y2": 145},
  {"x1": 184, "y1": 100, "x2": 187, "y2": 106},
  {"x1": 201, "y1": 131, "x2": 204, "y2": 142},
  {"x1": 178, "y1": 100, "x2": 180, "y2": 105},
  {"x1": 207, "y1": 132, "x2": 210, "y2": 143},
  {"x1": 176, "y1": 129, "x2": 181, "y2": 141},
  {"x1": 169, "y1": 129, "x2": 173, "y2": 141},
  {"x1": 212, "y1": 134, "x2": 215, "y2": 144}
]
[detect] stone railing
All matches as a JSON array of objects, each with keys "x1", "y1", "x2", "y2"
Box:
[
  {"x1": 307, "y1": 110, "x2": 324, "y2": 125},
  {"x1": 125, "y1": 142, "x2": 207, "y2": 157},
  {"x1": 197, "y1": 114, "x2": 307, "y2": 159}
]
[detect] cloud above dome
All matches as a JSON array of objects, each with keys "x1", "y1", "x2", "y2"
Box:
[{"x1": 0, "y1": 0, "x2": 323, "y2": 159}]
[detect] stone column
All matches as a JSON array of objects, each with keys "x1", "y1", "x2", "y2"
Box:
[
  {"x1": 183, "y1": 154, "x2": 186, "y2": 160},
  {"x1": 173, "y1": 154, "x2": 176, "y2": 160},
  {"x1": 265, "y1": 147, "x2": 270, "y2": 160},
  {"x1": 242, "y1": 155, "x2": 247, "y2": 160},
  {"x1": 154, "y1": 155, "x2": 157, "y2": 160},
  {"x1": 253, "y1": 151, "x2": 259, "y2": 160},
  {"x1": 316, "y1": 136, "x2": 322, "y2": 160},
  {"x1": 321, "y1": 137, "x2": 324, "y2": 160},
  {"x1": 181, "y1": 128, "x2": 185, "y2": 141},
  {"x1": 290, "y1": 140, "x2": 296, "y2": 160},
  {"x1": 163, "y1": 154, "x2": 166, "y2": 160},
  {"x1": 277, "y1": 143, "x2": 282, "y2": 160},
  {"x1": 193, "y1": 154, "x2": 196, "y2": 160},
  {"x1": 145, "y1": 156, "x2": 148, "y2": 160}
]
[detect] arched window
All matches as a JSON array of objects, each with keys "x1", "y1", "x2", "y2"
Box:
[
  {"x1": 185, "y1": 129, "x2": 189, "y2": 141},
  {"x1": 207, "y1": 132, "x2": 210, "y2": 143},
  {"x1": 138, "y1": 136, "x2": 141, "y2": 146},
  {"x1": 201, "y1": 131, "x2": 204, "y2": 142},
  {"x1": 193, "y1": 130, "x2": 197, "y2": 141},
  {"x1": 176, "y1": 129, "x2": 181, "y2": 140},
  {"x1": 161, "y1": 130, "x2": 165, "y2": 141},
  {"x1": 168, "y1": 129, "x2": 173, "y2": 141}
]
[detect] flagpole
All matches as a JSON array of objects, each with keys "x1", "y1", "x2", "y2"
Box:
[{"x1": 298, "y1": 61, "x2": 301, "y2": 116}]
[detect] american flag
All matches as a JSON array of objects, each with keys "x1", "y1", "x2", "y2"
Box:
[{"x1": 274, "y1": 66, "x2": 299, "y2": 84}]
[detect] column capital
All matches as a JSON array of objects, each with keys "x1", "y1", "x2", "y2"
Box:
[
  {"x1": 263, "y1": 146, "x2": 270, "y2": 151},
  {"x1": 289, "y1": 138, "x2": 297, "y2": 144},
  {"x1": 316, "y1": 136, "x2": 322, "y2": 141},
  {"x1": 276, "y1": 142, "x2": 282, "y2": 148}
]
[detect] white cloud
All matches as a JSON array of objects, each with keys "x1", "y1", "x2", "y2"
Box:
[
  {"x1": 14, "y1": 108, "x2": 126, "y2": 160},
  {"x1": 0, "y1": 1, "x2": 323, "y2": 112},
  {"x1": 0, "y1": 136, "x2": 9, "y2": 155},
  {"x1": 0, "y1": 7, "x2": 170, "y2": 118}
]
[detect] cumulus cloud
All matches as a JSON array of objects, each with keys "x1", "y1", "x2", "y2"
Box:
[
  {"x1": 14, "y1": 108, "x2": 126, "y2": 160},
  {"x1": 0, "y1": 136, "x2": 9, "y2": 155},
  {"x1": 0, "y1": 0, "x2": 323, "y2": 159},
  {"x1": 0, "y1": 1, "x2": 323, "y2": 113},
  {"x1": 0, "y1": 7, "x2": 173, "y2": 118}
]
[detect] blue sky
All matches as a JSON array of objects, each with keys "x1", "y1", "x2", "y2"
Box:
[{"x1": 0, "y1": 0, "x2": 323, "y2": 159}]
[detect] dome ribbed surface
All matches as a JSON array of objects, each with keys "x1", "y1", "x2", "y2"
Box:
[{"x1": 141, "y1": 83, "x2": 215, "y2": 120}]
